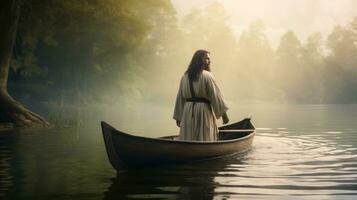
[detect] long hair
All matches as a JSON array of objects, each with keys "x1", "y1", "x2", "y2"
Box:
[{"x1": 185, "y1": 49, "x2": 210, "y2": 81}]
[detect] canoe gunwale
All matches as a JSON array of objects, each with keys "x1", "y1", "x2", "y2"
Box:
[
  {"x1": 110, "y1": 128, "x2": 255, "y2": 144},
  {"x1": 101, "y1": 118, "x2": 255, "y2": 145}
]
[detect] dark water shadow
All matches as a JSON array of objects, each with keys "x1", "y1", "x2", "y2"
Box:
[{"x1": 103, "y1": 153, "x2": 249, "y2": 200}]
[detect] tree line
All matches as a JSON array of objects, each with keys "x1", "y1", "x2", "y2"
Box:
[{"x1": 3, "y1": 0, "x2": 357, "y2": 123}]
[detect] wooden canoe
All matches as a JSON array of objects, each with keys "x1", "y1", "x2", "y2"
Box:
[{"x1": 101, "y1": 118, "x2": 255, "y2": 171}]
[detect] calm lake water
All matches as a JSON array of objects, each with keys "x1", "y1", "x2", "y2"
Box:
[{"x1": 1, "y1": 104, "x2": 357, "y2": 199}]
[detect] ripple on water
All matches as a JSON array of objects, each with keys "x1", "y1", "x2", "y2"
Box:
[
  {"x1": 210, "y1": 129, "x2": 357, "y2": 197},
  {"x1": 1, "y1": 109, "x2": 357, "y2": 199}
]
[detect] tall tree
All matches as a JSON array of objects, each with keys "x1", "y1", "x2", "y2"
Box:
[
  {"x1": 180, "y1": 2, "x2": 237, "y2": 100},
  {"x1": 12, "y1": 0, "x2": 149, "y2": 105},
  {"x1": 1, "y1": 0, "x2": 155, "y2": 126},
  {"x1": 324, "y1": 21, "x2": 357, "y2": 103},
  {"x1": 275, "y1": 30, "x2": 304, "y2": 102},
  {"x1": 0, "y1": 0, "x2": 49, "y2": 126},
  {"x1": 300, "y1": 32, "x2": 324, "y2": 103},
  {"x1": 236, "y1": 20, "x2": 276, "y2": 101},
  {"x1": 119, "y1": 0, "x2": 182, "y2": 103}
]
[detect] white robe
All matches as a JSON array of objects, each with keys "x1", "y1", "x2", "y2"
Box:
[{"x1": 173, "y1": 70, "x2": 228, "y2": 141}]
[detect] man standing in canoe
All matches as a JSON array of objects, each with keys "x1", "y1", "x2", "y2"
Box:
[{"x1": 173, "y1": 49, "x2": 229, "y2": 141}]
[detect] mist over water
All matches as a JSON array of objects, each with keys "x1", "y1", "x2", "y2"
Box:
[
  {"x1": 3, "y1": 0, "x2": 357, "y2": 199},
  {"x1": 1, "y1": 104, "x2": 357, "y2": 199}
]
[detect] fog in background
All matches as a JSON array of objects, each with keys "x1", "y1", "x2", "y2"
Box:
[
  {"x1": 172, "y1": 0, "x2": 357, "y2": 48},
  {"x1": 8, "y1": 0, "x2": 357, "y2": 129}
]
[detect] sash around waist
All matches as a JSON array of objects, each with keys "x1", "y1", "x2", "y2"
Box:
[{"x1": 186, "y1": 97, "x2": 210, "y2": 104}]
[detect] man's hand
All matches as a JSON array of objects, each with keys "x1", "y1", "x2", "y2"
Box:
[
  {"x1": 176, "y1": 120, "x2": 181, "y2": 127},
  {"x1": 222, "y1": 113, "x2": 229, "y2": 124}
]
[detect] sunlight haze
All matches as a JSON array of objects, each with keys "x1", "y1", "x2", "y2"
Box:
[{"x1": 171, "y1": 0, "x2": 357, "y2": 48}]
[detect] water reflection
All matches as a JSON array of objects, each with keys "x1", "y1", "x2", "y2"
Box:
[
  {"x1": 0, "y1": 131, "x2": 17, "y2": 199},
  {"x1": 103, "y1": 156, "x2": 247, "y2": 200},
  {"x1": 0, "y1": 128, "x2": 112, "y2": 199},
  {"x1": 1, "y1": 105, "x2": 357, "y2": 199}
]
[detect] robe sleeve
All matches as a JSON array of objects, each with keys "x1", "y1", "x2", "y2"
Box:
[
  {"x1": 173, "y1": 77, "x2": 185, "y2": 121},
  {"x1": 205, "y1": 72, "x2": 228, "y2": 119}
]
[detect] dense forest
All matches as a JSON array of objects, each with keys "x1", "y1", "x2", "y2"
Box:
[{"x1": 2, "y1": 0, "x2": 357, "y2": 125}]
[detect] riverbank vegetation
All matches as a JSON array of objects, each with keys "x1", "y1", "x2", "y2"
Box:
[{"x1": 1, "y1": 0, "x2": 357, "y2": 127}]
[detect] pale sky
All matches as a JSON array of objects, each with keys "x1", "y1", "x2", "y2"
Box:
[{"x1": 170, "y1": 0, "x2": 357, "y2": 48}]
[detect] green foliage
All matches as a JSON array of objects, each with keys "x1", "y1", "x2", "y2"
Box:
[
  {"x1": 10, "y1": 0, "x2": 172, "y2": 105},
  {"x1": 7, "y1": 1, "x2": 357, "y2": 106}
]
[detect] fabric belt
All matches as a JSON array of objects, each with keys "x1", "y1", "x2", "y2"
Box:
[
  {"x1": 188, "y1": 77, "x2": 210, "y2": 117},
  {"x1": 186, "y1": 97, "x2": 210, "y2": 104},
  {"x1": 186, "y1": 97, "x2": 210, "y2": 117}
]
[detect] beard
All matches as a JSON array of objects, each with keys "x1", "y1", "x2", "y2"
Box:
[{"x1": 204, "y1": 63, "x2": 211, "y2": 72}]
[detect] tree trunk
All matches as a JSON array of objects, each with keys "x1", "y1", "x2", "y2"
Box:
[{"x1": 0, "y1": 0, "x2": 49, "y2": 127}]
